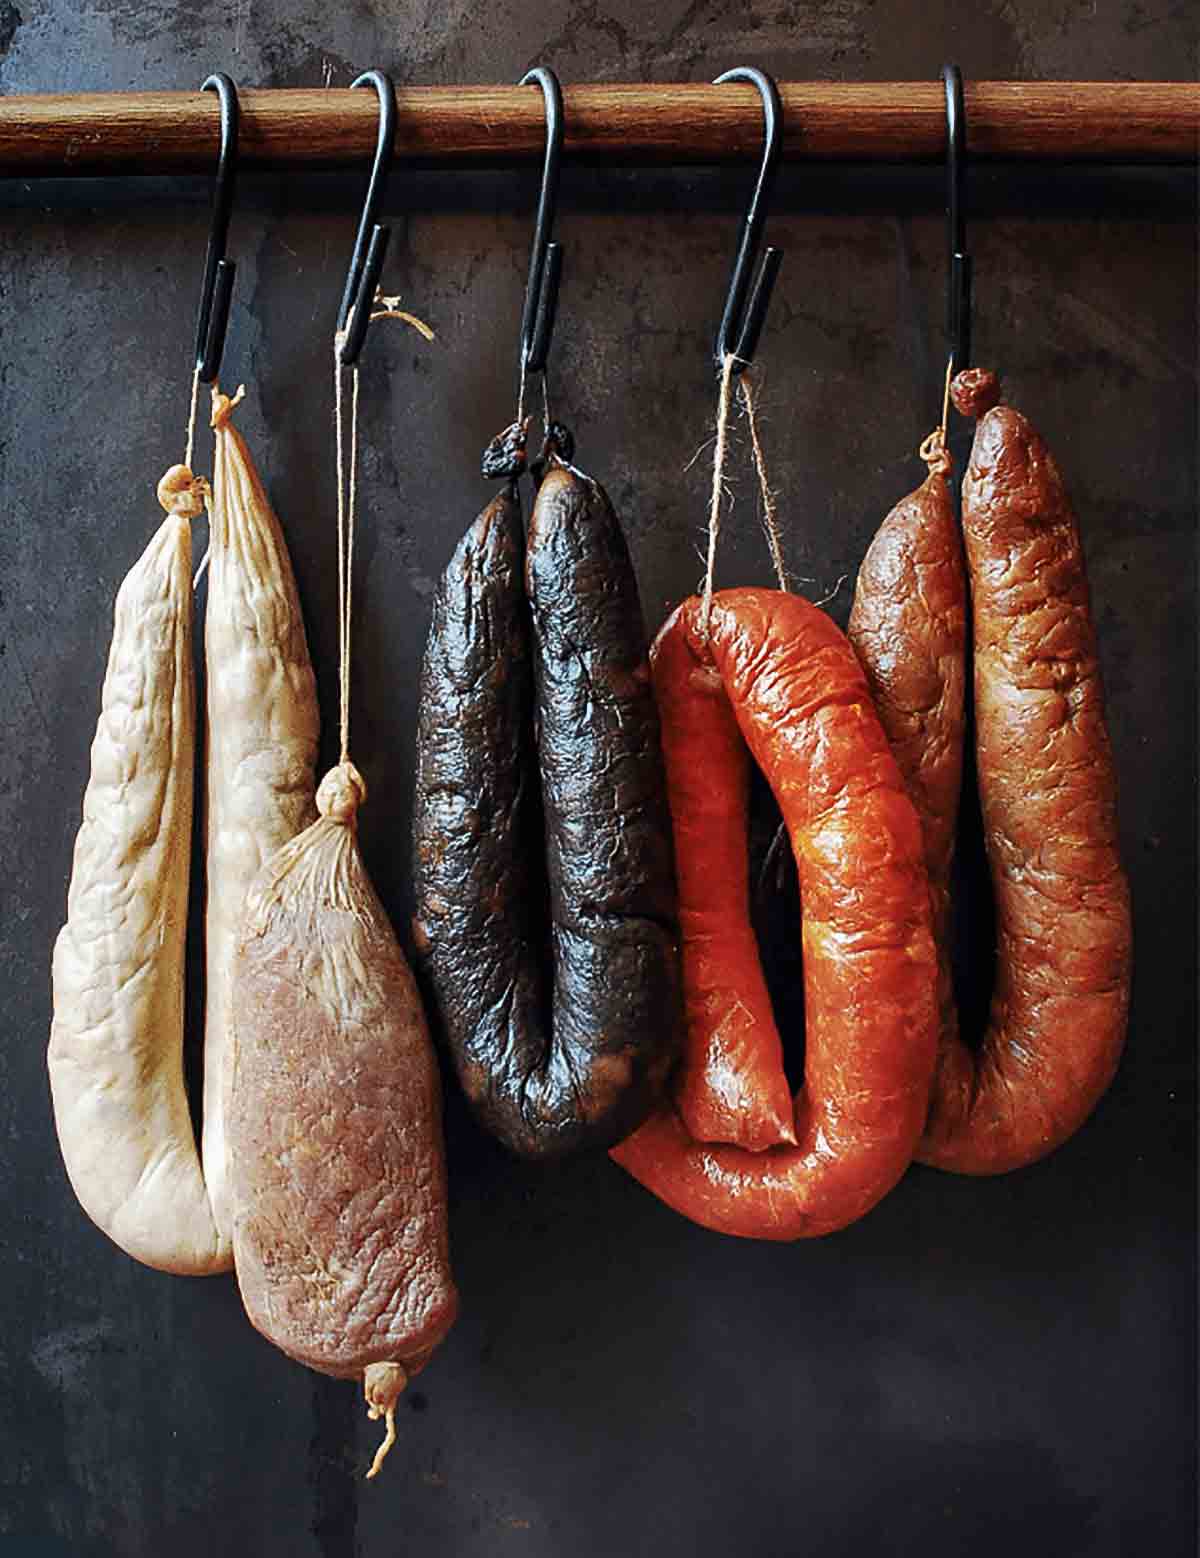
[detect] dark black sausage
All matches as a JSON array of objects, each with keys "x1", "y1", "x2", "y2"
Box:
[{"x1": 412, "y1": 454, "x2": 680, "y2": 1157}]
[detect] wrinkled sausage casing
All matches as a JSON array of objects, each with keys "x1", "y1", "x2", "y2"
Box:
[
  {"x1": 611, "y1": 589, "x2": 939, "y2": 1241},
  {"x1": 412, "y1": 463, "x2": 682, "y2": 1158},
  {"x1": 203, "y1": 386, "x2": 319, "y2": 1246},
  {"x1": 49, "y1": 511, "x2": 226, "y2": 1276},
  {"x1": 411, "y1": 487, "x2": 546, "y2": 1144},
  {"x1": 229, "y1": 775, "x2": 458, "y2": 1384},
  {"x1": 913, "y1": 372, "x2": 1132, "y2": 1174},
  {"x1": 847, "y1": 454, "x2": 966, "y2": 1106}
]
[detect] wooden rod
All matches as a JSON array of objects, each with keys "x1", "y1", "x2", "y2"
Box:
[{"x1": 0, "y1": 82, "x2": 1195, "y2": 176}]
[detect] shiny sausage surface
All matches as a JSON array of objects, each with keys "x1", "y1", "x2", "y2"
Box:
[{"x1": 611, "y1": 589, "x2": 938, "y2": 1240}]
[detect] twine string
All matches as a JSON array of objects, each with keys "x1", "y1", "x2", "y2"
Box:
[
  {"x1": 332, "y1": 339, "x2": 356, "y2": 765},
  {"x1": 918, "y1": 356, "x2": 955, "y2": 476},
  {"x1": 183, "y1": 362, "x2": 202, "y2": 473},
  {"x1": 700, "y1": 351, "x2": 738, "y2": 639},
  {"x1": 737, "y1": 371, "x2": 788, "y2": 592},
  {"x1": 330, "y1": 293, "x2": 432, "y2": 765}
]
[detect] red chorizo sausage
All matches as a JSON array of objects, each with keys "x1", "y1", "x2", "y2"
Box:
[
  {"x1": 914, "y1": 370, "x2": 1132, "y2": 1173},
  {"x1": 610, "y1": 589, "x2": 939, "y2": 1240}
]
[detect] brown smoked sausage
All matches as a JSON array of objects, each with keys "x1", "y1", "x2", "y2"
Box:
[
  {"x1": 847, "y1": 436, "x2": 967, "y2": 1127},
  {"x1": 850, "y1": 373, "x2": 1132, "y2": 1175}
]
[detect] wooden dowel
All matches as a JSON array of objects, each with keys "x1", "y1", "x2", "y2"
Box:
[{"x1": 0, "y1": 82, "x2": 1195, "y2": 176}]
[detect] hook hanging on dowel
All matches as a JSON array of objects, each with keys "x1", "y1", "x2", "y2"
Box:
[
  {"x1": 517, "y1": 67, "x2": 565, "y2": 379},
  {"x1": 336, "y1": 69, "x2": 398, "y2": 366},
  {"x1": 712, "y1": 66, "x2": 784, "y2": 376},
  {"x1": 194, "y1": 73, "x2": 239, "y2": 385},
  {"x1": 943, "y1": 64, "x2": 972, "y2": 377}
]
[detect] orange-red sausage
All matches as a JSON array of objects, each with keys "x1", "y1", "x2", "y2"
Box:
[{"x1": 610, "y1": 589, "x2": 938, "y2": 1240}]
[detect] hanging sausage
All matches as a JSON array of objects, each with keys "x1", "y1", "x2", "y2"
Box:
[
  {"x1": 412, "y1": 69, "x2": 681, "y2": 1158},
  {"x1": 225, "y1": 74, "x2": 456, "y2": 1479},
  {"x1": 48, "y1": 76, "x2": 249, "y2": 1276},
  {"x1": 851, "y1": 369, "x2": 1132, "y2": 1174},
  {"x1": 611, "y1": 69, "x2": 939, "y2": 1238},
  {"x1": 847, "y1": 86, "x2": 1132, "y2": 1174}
]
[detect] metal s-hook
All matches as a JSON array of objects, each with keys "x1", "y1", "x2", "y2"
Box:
[
  {"x1": 336, "y1": 69, "x2": 398, "y2": 366},
  {"x1": 712, "y1": 66, "x2": 784, "y2": 376},
  {"x1": 943, "y1": 64, "x2": 972, "y2": 376},
  {"x1": 194, "y1": 73, "x2": 239, "y2": 384},
  {"x1": 518, "y1": 66, "x2": 565, "y2": 377}
]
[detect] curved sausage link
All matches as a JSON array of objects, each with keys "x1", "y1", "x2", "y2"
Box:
[
  {"x1": 848, "y1": 445, "x2": 966, "y2": 1110},
  {"x1": 413, "y1": 462, "x2": 681, "y2": 1158},
  {"x1": 912, "y1": 371, "x2": 1132, "y2": 1173},
  {"x1": 610, "y1": 589, "x2": 938, "y2": 1241},
  {"x1": 641, "y1": 605, "x2": 795, "y2": 1153}
]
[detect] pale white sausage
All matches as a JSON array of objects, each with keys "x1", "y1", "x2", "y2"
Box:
[
  {"x1": 49, "y1": 504, "x2": 226, "y2": 1275},
  {"x1": 201, "y1": 385, "x2": 320, "y2": 1241}
]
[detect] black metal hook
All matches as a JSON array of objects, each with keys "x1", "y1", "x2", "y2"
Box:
[
  {"x1": 336, "y1": 69, "x2": 398, "y2": 366},
  {"x1": 194, "y1": 73, "x2": 239, "y2": 384},
  {"x1": 943, "y1": 64, "x2": 973, "y2": 376},
  {"x1": 517, "y1": 67, "x2": 565, "y2": 376},
  {"x1": 712, "y1": 66, "x2": 784, "y2": 376}
]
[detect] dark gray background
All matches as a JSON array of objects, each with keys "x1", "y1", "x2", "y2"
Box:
[{"x1": 0, "y1": 3, "x2": 1195, "y2": 1555}]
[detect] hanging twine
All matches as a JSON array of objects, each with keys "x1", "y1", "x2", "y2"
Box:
[
  {"x1": 181, "y1": 360, "x2": 214, "y2": 592},
  {"x1": 700, "y1": 357, "x2": 792, "y2": 637},
  {"x1": 183, "y1": 362, "x2": 202, "y2": 473},
  {"x1": 332, "y1": 341, "x2": 359, "y2": 766},
  {"x1": 330, "y1": 291, "x2": 435, "y2": 768},
  {"x1": 918, "y1": 356, "x2": 955, "y2": 476},
  {"x1": 516, "y1": 350, "x2": 529, "y2": 429},
  {"x1": 737, "y1": 371, "x2": 788, "y2": 593},
  {"x1": 699, "y1": 350, "x2": 738, "y2": 639}
]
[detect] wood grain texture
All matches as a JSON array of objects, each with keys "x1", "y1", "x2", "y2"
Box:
[{"x1": 0, "y1": 82, "x2": 1195, "y2": 175}]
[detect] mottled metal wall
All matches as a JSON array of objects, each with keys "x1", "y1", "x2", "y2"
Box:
[{"x1": 0, "y1": 4, "x2": 1195, "y2": 1556}]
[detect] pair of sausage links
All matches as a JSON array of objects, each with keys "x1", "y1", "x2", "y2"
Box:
[
  {"x1": 610, "y1": 589, "x2": 939, "y2": 1241},
  {"x1": 413, "y1": 434, "x2": 681, "y2": 1158},
  {"x1": 925, "y1": 371, "x2": 1131, "y2": 1172},
  {"x1": 849, "y1": 372, "x2": 1132, "y2": 1175},
  {"x1": 49, "y1": 389, "x2": 323, "y2": 1274}
]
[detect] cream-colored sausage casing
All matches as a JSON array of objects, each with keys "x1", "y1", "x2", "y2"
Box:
[
  {"x1": 49, "y1": 509, "x2": 226, "y2": 1275},
  {"x1": 202, "y1": 385, "x2": 320, "y2": 1242}
]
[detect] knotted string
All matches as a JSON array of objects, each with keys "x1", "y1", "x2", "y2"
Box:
[
  {"x1": 918, "y1": 356, "x2": 954, "y2": 476},
  {"x1": 700, "y1": 356, "x2": 792, "y2": 639},
  {"x1": 185, "y1": 360, "x2": 213, "y2": 591}
]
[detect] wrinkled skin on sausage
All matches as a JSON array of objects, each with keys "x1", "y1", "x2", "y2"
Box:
[
  {"x1": 610, "y1": 589, "x2": 938, "y2": 1240},
  {"x1": 49, "y1": 502, "x2": 227, "y2": 1275},
  {"x1": 914, "y1": 371, "x2": 1132, "y2": 1172},
  {"x1": 413, "y1": 459, "x2": 681, "y2": 1158},
  {"x1": 847, "y1": 443, "x2": 966, "y2": 1101},
  {"x1": 203, "y1": 385, "x2": 319, "y2": 1244},
  {"x1": 229, "y1": 762, "x2": 457, "y2": 1462},
  {"x1": 850, "y1": 376, "x2": 1133, "y2": 1174}
]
